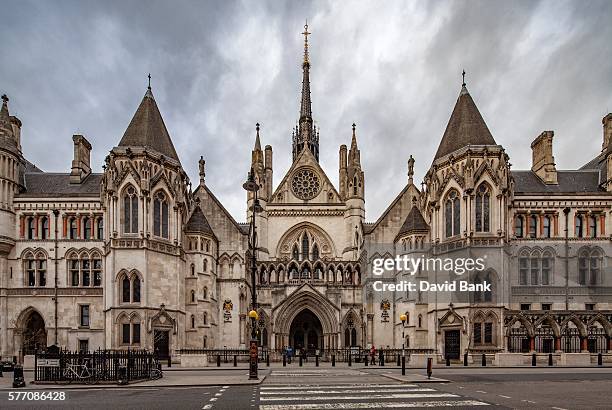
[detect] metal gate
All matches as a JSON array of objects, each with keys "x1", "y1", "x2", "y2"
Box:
[
  {"x1": 588, "y1": 327, "x2": 607, "y2": 353},
  {"x1": 535, "y1": 327, "x2": 554, "y2": 353},
  {"x1": 508, "y1": 327, "x2": 530, "y2": 353},
  {"x1": 561, "y1": 327, "x2": 581, "y2": 353},
  {"x1": 444, "y1": 330, "x2": 460, "y2": 360}
]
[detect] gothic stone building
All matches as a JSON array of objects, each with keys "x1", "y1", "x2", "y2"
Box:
[{"x1": 1, "y1": 28, "x2": 611, "y2": 362}]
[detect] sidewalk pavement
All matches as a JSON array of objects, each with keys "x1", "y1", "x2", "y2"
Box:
[
  {"x1": 381, "y1": 373, "x2": 450, "y2": 383},
  {"x1": 0, "y1": 369, "x2": 265, "y2": 390}
]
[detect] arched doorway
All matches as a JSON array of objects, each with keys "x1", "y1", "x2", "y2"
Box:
[
  {"x1": 22, "y1": 311, "x2": 47, "y2": 354},
  {"x1": 289, "y1": 309, "x2": 323, "y2": 353}
]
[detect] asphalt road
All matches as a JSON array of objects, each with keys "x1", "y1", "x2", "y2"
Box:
[{"x1": 1, "y1": 367, "x2": 611, "y2": 409}]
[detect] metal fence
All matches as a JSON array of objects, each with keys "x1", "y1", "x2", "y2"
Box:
[
  {"x1": 508, "y1": 328, "x2": 530, "y2": 353},
  {"x1": 588, "y1": 328, "x2": 608, "y2": 353},
  {"x1": 35, "y1": 349, "x2": 158, "y2": 383}
]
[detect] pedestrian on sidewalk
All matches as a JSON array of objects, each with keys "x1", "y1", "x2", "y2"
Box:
[
  {"x1": 378, "y1": 348, "x2": 384, "y2": 366},
  {"x1": 370, "y1": 345, "x2": 376, "y2": 365},
  {"x1": 287, "y1": 346, "x2": 293, "y2": 364}
]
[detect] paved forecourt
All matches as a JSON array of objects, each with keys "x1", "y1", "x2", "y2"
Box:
[{"x1": 257, "y1": 368, "x2": 493, "y2": 409}]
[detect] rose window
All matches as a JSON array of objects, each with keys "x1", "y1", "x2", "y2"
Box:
[{"x1": 291, "y1": 168, "x2": 321, "y2": 200}]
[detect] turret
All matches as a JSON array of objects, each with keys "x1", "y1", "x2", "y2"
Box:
[
  {"x1": 343, "y1": 124, "x2": 365, "y2": 259},
  {"x1": 339, "y1": 144, "x2": 348, "y2": 199},
  {"x1": 0, "y1": 94, "x2": 21, "y2": 255},
  {"x1": 347, "y1": 123, "x2": 364, "y2": 199}
]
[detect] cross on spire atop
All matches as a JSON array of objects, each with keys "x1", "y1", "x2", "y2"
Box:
[
  {"x1": 147, "y1": 73, "x2": 152, "y2": 90},
  {"x1": 462, "y1": 69, "x2": 466, "y2": 87},
  {"x1": 302, "y1": 21, "x2": 311, "y2": 65}
]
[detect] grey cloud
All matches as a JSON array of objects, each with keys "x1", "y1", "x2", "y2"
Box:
[{"x1": 2, "y1": 0, "x2": 611, "y2": 221}]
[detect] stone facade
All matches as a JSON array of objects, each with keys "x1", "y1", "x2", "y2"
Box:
[{"x1": 0, "y1": 29, "x2": 611, "y2": 362}]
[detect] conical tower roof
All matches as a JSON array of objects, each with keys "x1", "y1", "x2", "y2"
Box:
[
  {"x1": 398, "y1": 206, "x2": 429, "y2": 237},
  {"x1": 184, "y1": 205, "x2": 215, "y2": 236},
  {"x1": 118, "y1": 86, "x2": 180, "y2": 163},
  {"x1": 433, "y1": 85, "x2": 496, "y2": 161}
]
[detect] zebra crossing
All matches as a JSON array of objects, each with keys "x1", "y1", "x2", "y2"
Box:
[{"x1": 257, "y1": 382, "x2": 491, "y2": 409}]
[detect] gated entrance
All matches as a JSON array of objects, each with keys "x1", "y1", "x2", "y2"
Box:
[{"x1": 444, "y1": 329, "x2": 460, "y2": 360}]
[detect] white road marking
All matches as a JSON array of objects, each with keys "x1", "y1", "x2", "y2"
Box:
[
  {"x1": 522, "y1": 399, "x2": 536, "y2": 404},
  {"x1": 202, "y1": 405, "x2": 213, "y2": 410},
  {"x1": 261, "y1": 388, "x2": 436, "y2": 395},
  {"x1": 476, "y1": 390, "x2": 487, "y2": 394},
  {"x1": 215, "y1": 393, "x2": 222, "y2": 397},
  {"x1": 259, "y1": 400, "x2": 490, "y2": 409},
  {"x1": 499, "y1": 395, "x2": 511, "y2": 398},
  {"x1": 260, "y1": 393, "x2": 459, "y2": 402},
  {"x1": 223, "y1": 385, "x2": 229, "y2": 388},
  {"x1": 260, "y1": 384, "x2": 414, "y2": 390},
  {"x1": 210, "y1": 397, "x2": 218, "y2": 402},
  {"x1": 551, "y1": 407, "x2": 568, "y2": 410}
]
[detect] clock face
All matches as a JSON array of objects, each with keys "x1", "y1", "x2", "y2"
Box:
[{"x1": 291, "y1": 167, "x2": 321, "y2": 200}]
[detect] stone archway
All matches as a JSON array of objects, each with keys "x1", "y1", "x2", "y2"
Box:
[
  {"x1": 272, "y1": 285, "x2": 340, "y2": 350},
  {"x1": 20, "y1": 309, "x2": 47, "y2": 354}
]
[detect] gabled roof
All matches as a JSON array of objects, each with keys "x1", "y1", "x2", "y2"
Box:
[
  {"x1": 18, "y1": 173, "x2": 102, "y2": 197},
  {"x1": 397, "y1": 206, "x2": 429, "y2": 237},
  {"x1": 118, "y1": 87, "x2": 180, "y2": 163},
  {"x1": 184, "y1": 204, "x2": 215, "y2": 236},
  {"x1": 433, "y1": 86, "x2": 497, "y2": 161}
]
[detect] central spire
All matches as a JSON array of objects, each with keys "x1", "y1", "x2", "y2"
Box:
[{"x1": 293, "y1": 21, "x2": 319, "y2": 162}]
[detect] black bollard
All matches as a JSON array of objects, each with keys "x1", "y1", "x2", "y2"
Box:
[
  {"x1": 234, "y1": 355, "x2": 237, "y2": 367},
  {"x1": 217, "y1": 355, "x2": 221, "y2": 367},
  {"x1": 299, "y1": 355, "x2": 303, "y2": 367},
  {"x1": 598, "y1": 352, "x2": 603, "y2": 366},
  {"x1": 381, "y1": 354, "x2": 385, "y2": 367},
  {"x1": 401, "y1": 356, "x2": 406, "y2": 376},
  {"x1": 548, "y1": 353, "x2": 553, "y2": 366},
  {"x1": 316, "y1": 355, "x2": 319, "y2": 367},
  {"x1": 332, "y1": 355, "x2": 335, "y2": 367},
  {"x1": 0, "y1": 363, "x2": 3, "y2": 377},
  {"x1": 283, "y1": 354, "x2": 287, "y2": 367},
  {"x1": 348, "y1": 354, "x2": 352, "y2": 367},
  {"x1": 364, "y1": 355, "x2": 368, "y2": 366},
  {"x1": 446, "y1": 355, "x2": 450, "y2": 366},
  {"x1": 167, "y1": 355, "x2": 171, "y2": 368},
  {"x1": 397, "y1": 354, "x2": 400, "y2": 366},
  {"x1": 532, "y1": 353, "x2": 536, "y2": 366},
  {"x1": 481, "y1": 354, "x2": 486, "y2": 367},
  {"x1": 266, "y1": 353, "x2": 270, "y2": 367},
  {"x1": 426, "y1": 357, "x2": 432, "y2": 379},
  {"x1": 464, "y1": 352, "x2": 468, "y2": 366}
]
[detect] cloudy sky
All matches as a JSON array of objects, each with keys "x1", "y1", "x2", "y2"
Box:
[{"x1": 2, "y1": 0, "x2": 611, "y2": 221}]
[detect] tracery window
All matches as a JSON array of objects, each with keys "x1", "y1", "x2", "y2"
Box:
[
  {"x1": 579, "y1": 247, "x2": 603, "y2": 286},
  {"x1": 153, "y1": 191, "x2": 169, "y2": 239},
  {"x1": 24, "y1": 251, "x2": 47, "y2": 287},
  {"x1": 123, "y1": 186, "x2": 139, "y2": 234},
  {"x1": 83, "y1": 217, "x2": 91, "y2": 240},
  {"x1": 301, "y1": 234, "x2": 309, "y2": 260},
  {"x1": 69, "y1": 217, "x2": 77, "y2": 239},
  {"x1": 26, "y1": 217, "x2": 35, "y2": 239},
  {"x1": 518, "y1": 248, "x2": 554, "y2": 286},
  {"x1": 96, "y1": 218, "x2": 103, "y2": 240},
  {"x1": 475, "y1": 184, "x2": 490, "y2": 233},
  {"x1": 543, "y1": 215, "x2": 551, "y2": 238},
  {"x1": 119, "y1": 272, "x2": 142, "y2": 304},
  {"x1": 588, "y1": 215, "x2": 597, "y2": 238},
  {"x1": 445, "y1": 190, "x2": 460, "y2": 237}
]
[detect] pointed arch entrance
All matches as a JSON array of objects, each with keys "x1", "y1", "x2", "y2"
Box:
[
  {"x1": 21, "y1": 310, "x2": 47, "y2": 354},
  {"x1": 290, "y1": 309, "x2": 323, "y2": 352}
]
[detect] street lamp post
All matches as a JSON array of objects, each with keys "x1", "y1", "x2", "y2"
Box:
[
  {"x1": 400, "y1": 314, "x2": 407, "y2": 357},
  {"x1": 243, "y1": 167, "x2": 262, "y2": 380}
]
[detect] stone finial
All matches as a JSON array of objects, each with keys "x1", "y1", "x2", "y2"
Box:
[
  {"x1": 198, "y1": 156, "x2": 206, "y2": 185},
  {"x1": 407, "y1": 155, "x2": 415, "y2": 184}
]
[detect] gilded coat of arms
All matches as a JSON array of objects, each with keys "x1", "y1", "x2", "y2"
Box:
[{"x1": 223, "y1": 300, "x2": 233, "y2": 311}]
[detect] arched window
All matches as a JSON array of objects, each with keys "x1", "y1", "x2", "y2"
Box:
[
  {"x1": 191, "y1": 264, "x2": 195, "y2": 276},
  {"x1": 530, "y1": 250, "x2": 541, "y2": 285},
  {"x1": 69, "y1": 217, "x2": 77, "y2": 239},
  {"x1": 543, "y1": 215, "x2": 551, "y2": 238},
  {"x1": 418, "y1": 314, "x2": 423, "y2": 328},
  {"x1": 292, "y1": 245, "x2": 299, "y2": 261},
  {"x1": 588, "y1": 215, "x2": 597, "y2": 238},
  {"x1": 153, "y1": 191, "x2": 169, "y2": 239},
  {"x1": 24, "y1": 252, "x2": 46, "y2": 287},
  {"x1": 541, "y1": 250, "x2": 553, "y2": 285},
  {"x1": 351, "y1": 328, "x2": 357, "y2": 346},
  {"x1": 575, "y1": 214, "x2": 584, "y2": 238},
  {"x1": 40, "y1": 217, "x2": 49, "y2": 240},
  {"x1": 120, "y1": 315, "x2": 141, "y2": 346},
  {"x1": 203, "y1": 336, "x2": 207, "y2": 348},
  {"x1": 203, "y1": 286, "x2": 208, "y2": 299},
  {"x1": 132, "y1": 277, "x2": 141, "y2": 302},
  {"x1": 26, "y1": 217, "x2": 35, "y2": 239},
  {"x1": 301, "y1": 233, "x2": 309, "y2": 261},
  {"x1": 353, "y1": 176, "x2": 358, "y2": 196},
  {"x1": 344, "y1": 328, "x2": 350, "y2": 347},
  {"x1": 122, "y1": 276, "x2": 130, "y2": 303},
  {"x1": 529, "y1": 215, "x2": 538, "y2": 238},
  {"x1": 203, "y1": 259, "x2": 208, "y2": 272},
  {"x1": 191, "y1": 315, "x2": 195, "y2": 329},
  {"x1": 190, "y1": 290, "x2": 195, "y2": 303},
  {"x1": 579, "y1": 248, "x2": 603, "y2": 286},
  {"x1": 312, "y1": 244, "x2": 319, "y2": 261},
  {"x1": 123, "y1": 186, "x2": 138, "y2": 234},
  {"x1": 96, "y1": 218, "x2": 104, "y2": 240},
  {"x1": 519, "y1": 249, "x2": 529, "y2": 285},
  {"x1": 515, "y1": 215, "x2": 524, "y2": 238},
  {"x1": 445, "y1": 190, "x2": 460, "y2": 237},
  {"x1": 475, "y1": 184, "x2": 490, "y2": 232},
  {"x1": 203, "y1": 312, "x2": 208, "y2": 325},
  {"x1": 83, "y1": 217, "x2": 91, "y2": 240}
]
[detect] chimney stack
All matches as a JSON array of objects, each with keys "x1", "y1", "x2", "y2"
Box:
[
  {"x1": 531, "y1": 130, "x2": 557, "y2": 185},
  {"x1": 70, "y1": 134, "x2": 92, "y2": 184}
]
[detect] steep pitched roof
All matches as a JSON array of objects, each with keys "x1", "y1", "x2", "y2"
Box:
[
  {"x1": 118, "y1": 88, "x2": 180, "y2": 163},
  {"x1": 397, "y1": 206, "x2": 429, "y2": 236},
  {"x1": 433, "y1": 86, "x2": 496, "y2": 161},
  {"x1": 512, "y1": 170, "x2": 603, "y2": 194},
  {"x1": 184, "y1": 204, "x2": 215, "y2": 236},
  {"x1": 18, "y1": 173, "x2": 102, "y2": 197}
]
